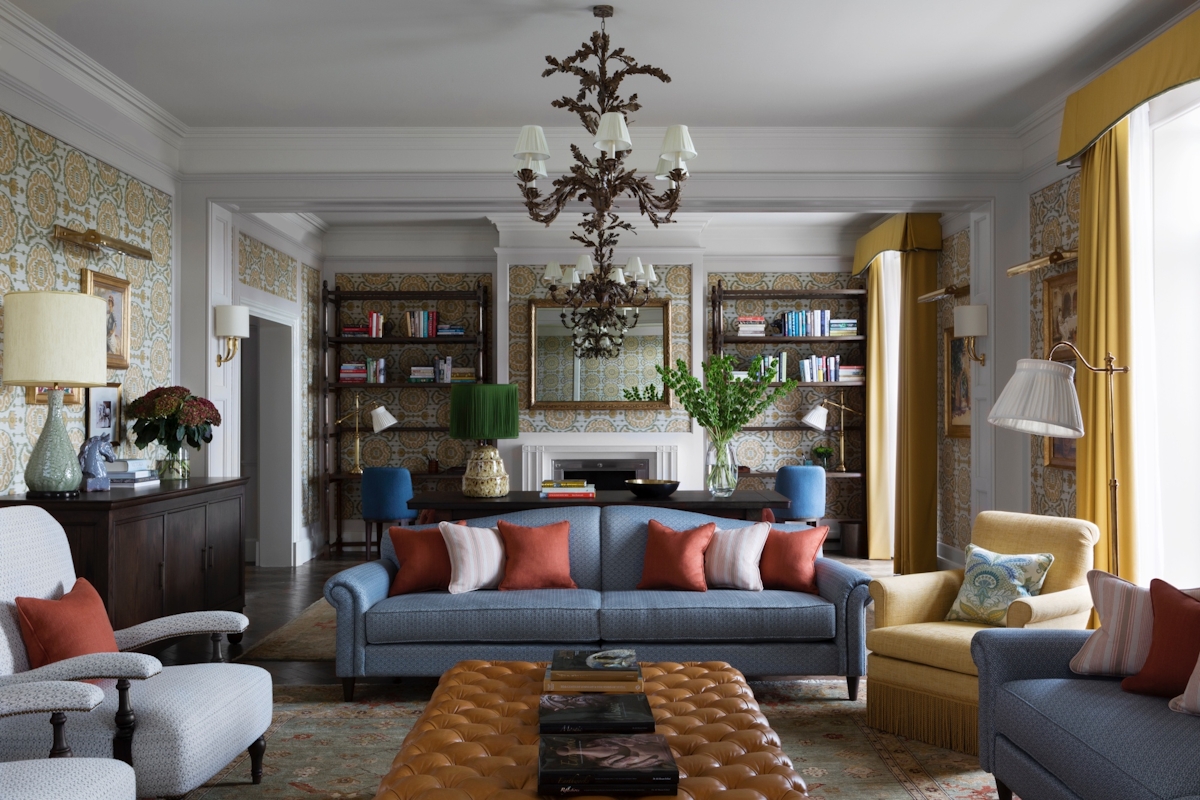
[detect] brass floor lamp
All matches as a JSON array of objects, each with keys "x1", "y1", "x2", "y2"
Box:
[
  {"x1": 988, "y1": 342, "x2": 1129, "y2": 574},
  {"x1": 801, "y1": 391, "x2": 862, "y2": 472},
  {"x1": 334, "y1": 393, "x2": 398, "y2": 474}
]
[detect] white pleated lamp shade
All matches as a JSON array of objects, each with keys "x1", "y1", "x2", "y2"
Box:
[
  {"x1": 513, "y1": 125, "x2": 551, "y2": 160},
  {"x1": 576, "y1": 254, "x2": 594, "y2": 275},
  {"x1": 660, "y1": 125, "x2": 697, "y2": 164},
  {"x1": 988, "y1": 359, "x2": 1084, "y2": 437},
  {"x1": 612, "y1": 268, "x2": 626, "y2": 285},
  {"x1": 801, "y1": 404, "x2": 830, "y2": 431},
  {"x1": 625, "y1": 256, "x2": 644, "y2": 278},
  {"x1": 643, "y1": 263, "x2": 657, "y2": 284},
  {"x1": 594, "y1": 112, "x2": 633, "y2": 153},
  {"x1": 654, "y1": 157, "x2": 689, "y2": 181},
  {"x1": 514, "y1": 157, "x2": 548, "y2": 178},
  {"x1": 542, "y1": 261, "x2": 562, "y2": 282},
  {"x1": 563, "y1": 267, "x2": 579, "y2": 285},
  {"x1": 370, "y1": 405, "x2": 399, "y2": 433},
  {"x1": 954, "y1": 304, "x2": 988, "y2": 338}
]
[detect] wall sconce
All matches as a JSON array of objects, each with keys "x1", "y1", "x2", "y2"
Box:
[
  {"x1": 953, "y1": 304, "x2": 988, "y2": 366},
  {"x1": 214, "y1": 305, "x2": 250, "y2": 367},
  {"x1": 53, "y1": 226, "x2": 152, "y2": 260}
]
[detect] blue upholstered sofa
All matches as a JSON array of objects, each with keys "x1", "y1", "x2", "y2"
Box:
[
  {"x1": 325, "y1": 505, "x2": 873, "y2": 701},
  {"x1": 973, "y1": 629, "x2": 1200, "y2": 800}
]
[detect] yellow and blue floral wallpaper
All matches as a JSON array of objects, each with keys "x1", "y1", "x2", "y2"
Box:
[
  {"x1": 238, "y1": 232, "x2": 297, "y2": 301},
  {"x1": 0, "y1": 110, "x2": 173, "y2": 494},
  {"x1": 937, "y1": 229, "x2": 973, "y2": 550}
]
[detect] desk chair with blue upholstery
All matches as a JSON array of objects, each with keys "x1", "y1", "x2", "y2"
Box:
[
  {"x1": 361, "y1": 467, "x2": 418, "y2": 560},
  {"x1": 773, "y1": 465, "x2": 826, "y2": 525}
]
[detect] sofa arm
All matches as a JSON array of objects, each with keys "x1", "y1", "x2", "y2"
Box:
[
  {"x1": 115, "y1": 611, "x2": 250, "y2": 650},
  {"x1": 815, "y1": 558, "x2": 873, "y2": 678},
  {"x1": 0, "y1": 681, "x2": 105, "y2": 718},
  {"x1": 972, "y1": 628, "x2": 1092, "y2": 772},
  {"x1": 869, "y1": 570, "x2": 963, "y2": 628},
  {"x1": 323, "y1": 560, "x2": 395, "y2": 678},
  {"x1": 0, "y1": 652, "x2": 162, "y2": 686},
  {"x1": 1006, "y1": 584, "x2": 1093, "y2": 629}
]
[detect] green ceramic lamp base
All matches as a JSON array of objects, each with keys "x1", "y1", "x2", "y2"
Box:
[{"x1": 24, "y1": 387, "x2": 83, "y2": 498}]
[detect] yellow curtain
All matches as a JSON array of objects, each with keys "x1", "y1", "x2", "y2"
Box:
[
  {"x1": 1076, "y1": 118, "x2": 1137, "y2": 579},
  {"x1": 865, "y1": 259, "x2": 891, "y2": 559},
  {"x1": 852, "y1": 213, "x2": 943, "y2": 275},
  {"x1": 1059, "y1": 9, "x2": 1200, "y2": 163},
  {"x1": 894, "y1": 249, "x2": 940, "y2": 574}
]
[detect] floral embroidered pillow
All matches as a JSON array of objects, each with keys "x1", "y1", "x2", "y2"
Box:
[{"x1": 945, "y1": 543, "x2": 1055, "y2": 625}]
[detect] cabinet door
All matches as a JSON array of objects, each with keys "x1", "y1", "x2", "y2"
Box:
[
  {"x1": 205, "y1": 497, "x2": 244, "y2": 610},
  {"x1": 164, "y1": 505, "x2": 207, "y2": 617},
  {"x1": 112, "y1": 517, "x2": 165, "y2": 629}
]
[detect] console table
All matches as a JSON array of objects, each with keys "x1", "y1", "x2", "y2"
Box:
[
  {"x1": 0, "y1": 478, "x2": 248, "y2": 630},
  {"x1": 408, "y1": 488, "x2": 789, "y2": 520}
]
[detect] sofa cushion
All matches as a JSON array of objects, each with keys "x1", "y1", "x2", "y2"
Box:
[
  {"x1": 599, "y1": 589, "x2": 834, "y2": 642},
  {"x1": 637, "y1": 520, "x2": 715, "y2": 591},
  {"x1": 1123, "y1": 579, "x2": 1200, "y2": 698},
  {"x1": 497, "y1": 519, "x2": 577, "y2": 590},
  {"x1": 454, "y1": 507, "x2": 603, "y2": 590},
  {"x1": 996, "y1": 677, "x2": 1200, "y2": 800},
  {"x1": 866, "y1": 621, "x2": 987, "y2": 676},
  {"x1": 365, "y1": 589, "x2": 601, "y2": 643}
]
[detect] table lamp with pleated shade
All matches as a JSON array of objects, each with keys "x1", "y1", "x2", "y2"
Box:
[
  {"x1": 3, "y1": 291, "x2": 108, "y2": 497},
  {"x1": 987, "y1": 359, "x2": 1084, "y2": 438},
  {"x1": 450, "y1": 383, "x2": 519, "y2": 497}
]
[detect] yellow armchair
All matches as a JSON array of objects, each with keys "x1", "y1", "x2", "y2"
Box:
[{"x1": 865, "y1": 511, "x2": 1099, "y2": 754}]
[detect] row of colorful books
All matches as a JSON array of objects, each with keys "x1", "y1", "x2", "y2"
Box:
[
  {"x1": 781, "y1": 310, "x2": 857, "y2": 337},
  {"x1": 339, "y1": 358, "x2": 387, "y2": 384},
  {"x1": 798, "y1": 354, "x2": 864, "y2": 383},
  {"x1": 540, "y1": 481, "x2": 596, "y2": 499},
  {"x1": 732, "y1": 353, "x2": 787, "y2": 384},
  {"x1": 734, "y1": 315, "x2": 766, "y2": 336}
]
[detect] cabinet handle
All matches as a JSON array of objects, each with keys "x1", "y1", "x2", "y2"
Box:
[
  {"x1": 208, "y1": 546, "x2": 214, "y2": 569},
  {"x1": 201, "y1": 547, "x2": 207, "y2": 572},
  {"x1": 159, "y1": 562, "x2": 165, "y2": 589}
]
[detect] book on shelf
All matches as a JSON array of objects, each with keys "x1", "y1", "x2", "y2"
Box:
[
  {"x1": 341, "y1": 324, "x2": 369, "y2": 337},
  {"x1": 108, "y1": 470, "x2": 154, "y2": 480},
  {"x1": 404, "y1": 309, "x2": 440, "y2": 338},
  {"x1": 540, "y1": 490, "x2": 597, "y2": 499},
  {"x1": 543, "y1": 673, "x2": 643, "y2": 693},
  {"x1": 799, "y1": 354, "x2": 840, "y2": 382},
  {"x1": 538, "y1": 694, "x2": 655, "y2": 734},
  {"x1": 781, "y1": 309, "x2": 837, "y2": 337},
  {"x1": 109, "y1": 459, "x2": 152, "y2": 472},
  {"x1": 367, "y1": 310, "x2": 385, "y2": 338},
  {"x1": 550, "y1": 650, "x2": 641, "y2": 682},
  {"x1": 450, "y1": 367, "x2": 477, "y2": 383},
  {"x1": 829, "y1": 318, "x2": 858, "y2": 336},
  {"x1": 542, "y1": 480, "x2": 588, "y2": 489},
  {"x1": 111, "y1": 478, "x2": 161, "y2": 489},
  {"x1": 538, "y1": 733, "x2": 678, "y2": 786},
  {"x1": 839, "y1": 365, "x2": 865, "y2": 381}
]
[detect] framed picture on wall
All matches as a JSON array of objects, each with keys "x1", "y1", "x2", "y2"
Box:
[
  {"x1": 1043, "y1": 270, "x2": 1078, "y2": 360},
  {"x1": 24, "y1": 386, "x2": 83, "y2": 405},
  {"x1": 86, "y1": 383, "x2": 122, "y2": 445},
  {"x1": 1044, "y1": 435, "x2": 1076, "y2": 470},
  {"x1": 944, "y1": 327, "x2": 970, "y2": 438},
  {"x1": 82, "y1": 268, "x2": 131, "y2": 369}
]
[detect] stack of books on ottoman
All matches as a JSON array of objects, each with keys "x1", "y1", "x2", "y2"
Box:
[{"x1": 538, "y1": 650, "x2": 678, "y2": 797}]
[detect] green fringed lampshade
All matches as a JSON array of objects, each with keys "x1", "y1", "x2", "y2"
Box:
[{"x1": 450, "y1": 384, "x2": 519, "y2": 440}]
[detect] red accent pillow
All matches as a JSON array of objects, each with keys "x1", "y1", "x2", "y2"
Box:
[
  {"x1": 1123, "y1": 579, "x2": 1200, "y2": 697},
  {"x1": 759, "y1": 526, "x2": 829, "y2": 594},
  {"x1": 388, "y1": 525, "x2": 457, "y2": 595},
  {"x1": 15, "y1": 578, "x2": 118, "y2": 669},
  {"x1": 497, "y1": 520, "x2": 577, "y2": 590},
  {"x1": 637, "y1": 520, "x2": 716, "y2": 591},
  {"x1": 761, "y1": 508, "x2": 776, "y2": 524}
]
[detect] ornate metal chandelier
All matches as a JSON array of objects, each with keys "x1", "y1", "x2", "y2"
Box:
[{"x1": 513, "y1": 5, "x2": 696, "y2": 359}]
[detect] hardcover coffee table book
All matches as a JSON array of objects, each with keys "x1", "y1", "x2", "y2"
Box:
[
  {"x1": 537, "y1": 733, "x2": 679, "y2": 797},
  {"x1": 550, "y1": 649, "x2": 641, "y2": 681},
  {"x1": 539, "y1": 694, "x2": 656, "y2": 734}
]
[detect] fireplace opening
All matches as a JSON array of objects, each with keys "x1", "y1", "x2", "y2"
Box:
[{"x1": 553, "y1": 459, "x2": 649, "y2": 490}]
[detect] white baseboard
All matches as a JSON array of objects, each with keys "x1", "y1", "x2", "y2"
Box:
[
  {"x1": 937, "y1": 542, "x2": 966, "y2": 570},
  {"x1": 293, "y1": 523, "x2": 324, "y2": 565}
]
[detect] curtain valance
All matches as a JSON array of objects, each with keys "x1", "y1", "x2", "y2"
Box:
[{"x1": 852, "y1": 213, "x2": 942, "y2": 275}]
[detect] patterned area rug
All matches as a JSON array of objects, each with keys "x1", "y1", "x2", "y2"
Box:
[
  {"x1": 182, "y1": 679, "x2": 1003, "y2": 800},
  {"x1": 237, "y1": 600, "x2": 336, "y2": 661}
]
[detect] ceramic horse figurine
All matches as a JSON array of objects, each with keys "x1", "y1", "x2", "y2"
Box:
[{"x1": 78, "y1": 435, "x2": 116, "y2": 491}]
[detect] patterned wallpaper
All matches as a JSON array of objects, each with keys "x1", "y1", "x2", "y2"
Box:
[
  {"x1": 535, "y1": 334, "x2": 663, "y2": 402},
  {"x1": 937, "y1": 229, "x2": 972, "y2": 550},
  {"x1": 333, "y1": 272, "x2": 492, "y2": 517},
  {"x1": 0, "y1": 110, "x2": 173, "y2": 493},
  {"x1": 1029, "y1": 173, "x2": 1080, "y2": 518},
  {"x1": 301, "y1": 263, "x2": 320, "y2": 526},
  {"x1": 238, "y1": 232, "x2": 297, "y2": 301},
  {"x1": 509, "y1": 265, "x2": 692, "y2": 433},
  {"x1": 707, "y1": 272, "x2": 866, "y2": 522}
]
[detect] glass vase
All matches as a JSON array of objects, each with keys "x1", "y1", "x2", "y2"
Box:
[
  {"x1": 706, "y1": 438, "x2": 738, "y2": 498},
  {"x1": 158, "y1": 449, "x2": 190, "y2": 481}
]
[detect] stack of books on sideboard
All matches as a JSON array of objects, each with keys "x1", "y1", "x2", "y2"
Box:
[
  {"x1": 540, "y1": 480, "x2": 597, "y2": 500},
  {"x1": 108, "y1": 459, "x2": 159, "y2": 487}
]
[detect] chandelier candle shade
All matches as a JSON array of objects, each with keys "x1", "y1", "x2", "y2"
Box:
[
  {"x1": 2, "y1": 291, "x2": 107, "y2": 497},
  {"x1": 450, "y1": 383, "x2": 520, "y2": 497},
  {"x1": 516, "y1": 4, "x2": 696, "y2": 360}
]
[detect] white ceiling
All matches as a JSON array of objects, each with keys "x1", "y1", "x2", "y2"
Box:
[{"x1": 13, "y1": 0, "x2": 1194, "y2": 129}]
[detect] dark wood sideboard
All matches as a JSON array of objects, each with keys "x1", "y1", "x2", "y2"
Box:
[{"x1": 0, "y1": 478, "x2": 248, "y2": 630}]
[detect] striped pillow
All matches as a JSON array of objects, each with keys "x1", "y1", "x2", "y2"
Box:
[
  {"x1": 1070, "y1": 570, "x2": 1200, "y2": 676},
  {"x1": 704, "y1": 522, "x2": 770, "y2": 591},
  {"x1": 1170, "y1": 655, "x2": 1200, "y2": 715},
  {"x1": 439, "y1": 521, "x2": 506, "y2": 594}
]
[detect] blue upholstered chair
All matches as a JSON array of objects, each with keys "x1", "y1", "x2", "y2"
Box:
[
  {"x1": 361, "y1": 467, "x2": 418, "y2": 560},
  {"x1": 773, "y1": 465, "x2": 826, "y2": 524}
]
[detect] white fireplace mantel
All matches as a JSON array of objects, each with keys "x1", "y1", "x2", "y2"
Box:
[{"x1": 521, "y1": 444, "x2": 679, "y2": 490}]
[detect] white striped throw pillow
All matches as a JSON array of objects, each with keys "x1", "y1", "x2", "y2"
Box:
[
  {"x1": 1169, "y1": 655, "x2": 1200, "y2": 715},
  {"x1": 439, "y1": 521, "x2": 506, "y2": 594},
  {"x1": 704, "y1": 522, "x2": 771, "y2": 591},
  {"x1": 1070, "y1": 570, "x2": 1200, "y2": 676}
]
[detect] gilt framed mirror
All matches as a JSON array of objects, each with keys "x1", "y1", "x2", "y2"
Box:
[{"x1": 529, "y1": 298, "x2": 672, "y2": 411}]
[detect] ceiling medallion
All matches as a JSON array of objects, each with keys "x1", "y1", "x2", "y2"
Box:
[{"x1": 512, "y1": 5, "x2": 696, "y2": 359}]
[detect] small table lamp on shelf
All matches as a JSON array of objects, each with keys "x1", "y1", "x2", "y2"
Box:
[
  {"x1": 335, "y1": 395, "x2": 398, "y2": 474},
  {"x1": 2, "y1": 291, "x2": 108, "y2": 497},
  {"x1": 450, "y1": 383, "x2": 519, "y2": 497},
  {"x1": 801, "y1": 391, "x2": 861, "y2": 472}
]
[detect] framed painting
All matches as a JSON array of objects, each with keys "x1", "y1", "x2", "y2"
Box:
[
  {"x1": 87, "y1": 383, "x2": 122, "y2": 444},
  {"x1": 944, "y1": 327, "x2": 970, "y2": 438},
  {"x1": 82, "y1": 268, "x2": 131, "y2": 369},
  {"x1": 24, "y1": 386, "x2": 83, "y2": 405},
  {"x1": 1044, "y1": 434, "x2": 1077, "y2": 470},
  {"x1": 1043, "y1": 270, "x2": 1078, "y2": 361}
]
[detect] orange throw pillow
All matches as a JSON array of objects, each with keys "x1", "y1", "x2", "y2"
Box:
[
  {"x1": 388, "y1": 526, "x2": 454, "y2": 595},
  {"x1": 15, "y1": 578, "x2": 118, "y2": 669},
  {"x1": 1123, "y1": 579, "x2": 1200, "y2": 698},
  {"x1": 497, "y1": 520, "x2": 577, "y2": 590},
  {"x1": 759, "y1": 526, "x2": 829, "y2": 594},
  {"x1": 637, "y1": 520, "x2": 716, "y2": 591}
]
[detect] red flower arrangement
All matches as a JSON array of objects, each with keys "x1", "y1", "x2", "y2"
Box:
[{"x1": 127, "y1": 386, "x2": 222, "y2": 454}]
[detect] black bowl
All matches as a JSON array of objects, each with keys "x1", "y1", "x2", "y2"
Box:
[{"x1": 625, "y1": 479, "x2": 680, "y2": 499}]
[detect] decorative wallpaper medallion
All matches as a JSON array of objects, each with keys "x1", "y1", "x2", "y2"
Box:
[
  {"x1": 937, "y1": 229, "x2": 972, "y2": 551},
  {"x1": 0, "y1": 110, "x2": 173, "y2": 494},
  {"x1": 238, "y1": 232, "x2": 298, "y2": 301}
]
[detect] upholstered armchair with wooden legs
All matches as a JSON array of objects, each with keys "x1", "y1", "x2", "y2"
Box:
[{"x1": 865, "y1": 510, "x2": 1099, "y2": 754}]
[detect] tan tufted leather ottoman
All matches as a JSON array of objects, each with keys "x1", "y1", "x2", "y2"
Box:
[{"x1": 375, "y1": 660, "x2": 808, "y2": 800}]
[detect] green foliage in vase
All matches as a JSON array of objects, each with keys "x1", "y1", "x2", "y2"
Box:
[
  {"x1": 656, "y1": 354, "x2": 797, "y2": 441},
  {"x1": 622, "y1": 384, "x2": 662, "y2": 402},
  {"x1": 812, "y1": 446, "x2": 835, "y2": 460}
]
